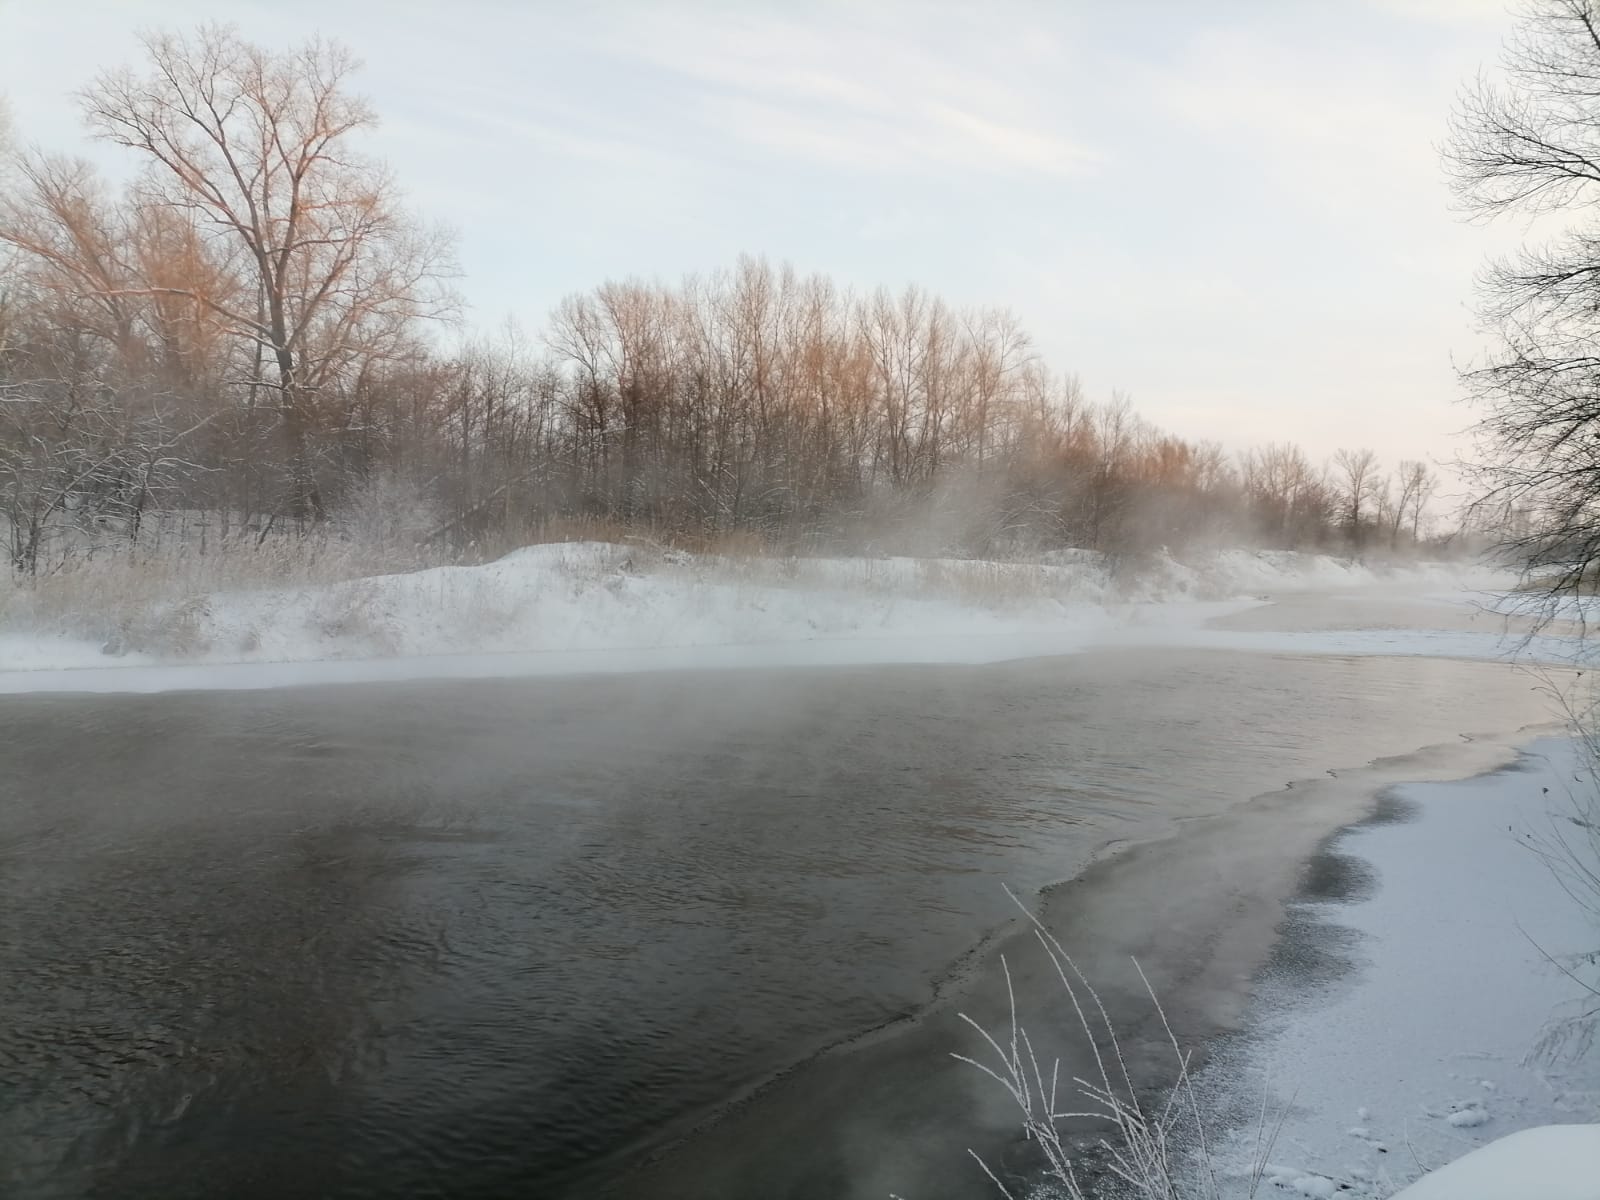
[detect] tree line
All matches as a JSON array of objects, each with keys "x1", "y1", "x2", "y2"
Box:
[{"x1": 1, "y1": 25, "x2": 1442, "y2": 577}]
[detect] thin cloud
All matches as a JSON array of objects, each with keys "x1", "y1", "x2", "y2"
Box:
[
  {"x1": 1361, "y1": 0, "x2": 1512, "y2": 25},
  {"x1": 590, "y1": 3, "x2": 1102, "y2": 179}
]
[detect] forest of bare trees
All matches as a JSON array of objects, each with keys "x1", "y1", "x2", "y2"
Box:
[{"x1": 0, "y1": 26, "x2": 1446, "y2": 580}]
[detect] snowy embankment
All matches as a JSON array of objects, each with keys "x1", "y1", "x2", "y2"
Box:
[
  {"x1": 1390, "y1": 1125, "x2": 1600, "y2": 1199},
  {"x1": 0, "y1": 544, "x2": 1529, "y2": 691},
  {"x1": 0, "y1": 542, "x2": 1532, "y2": 690},
  {"x1": 1199, "y1": 738, "x2": 1600, "y2": 1198}
]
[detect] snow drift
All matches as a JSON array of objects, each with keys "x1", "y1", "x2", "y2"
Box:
[
  {"x1": 1391, "y1": 1124, "x2": 1600, "y2": 1200},
  {"x1": 0, "y1": 543, "x2": 1507, "y2": 679}
]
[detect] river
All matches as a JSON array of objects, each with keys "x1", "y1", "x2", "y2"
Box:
[{"x1": 0, "y1": 599, "x2": 1565, "y2": 1199}]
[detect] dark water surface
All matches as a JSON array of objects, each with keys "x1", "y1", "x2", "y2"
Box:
[{"x1": 0, "y1": 649, "x2": 1553, "y2": 1198}]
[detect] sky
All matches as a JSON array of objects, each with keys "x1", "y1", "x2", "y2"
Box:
[{"x1": 0, "y1": 0, "x2": 1529, "y2": 479}]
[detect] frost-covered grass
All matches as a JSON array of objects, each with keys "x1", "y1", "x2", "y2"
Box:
[
  {"x1": 0, "y1": 532, "x2": 429, "y2": 653},
  {"x1": 951, "y1": 891, "x2": 1280, "y2": 1200}
]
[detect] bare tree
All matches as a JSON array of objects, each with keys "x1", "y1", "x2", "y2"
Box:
[
  {"x1": 964, "y1": 307, "x2": 1031, "y2": 473},
  {"x1": 1448, "y1": 0, "x2": 1600, "y2": 593},
  {"x1": 0, "y1": 299, "x2": 205, "y2": 575},
  {"x1": 0, "y1": 156, "x2": 156, "y2": 363},
  {"x1": 1333, "y1": 447, "x2": 1381, "y2": 551},
  {"x1": 0, "y1": 93, "x2": 15, "y2": 192},
  {"x1": 0, "y1": 154, "x2": 223, "y2": 570},
  {"x1": 0, "y1": 95, "x2": 17, "y2": 333},
  {"x1": 78, "y1": 25, "x2": 456, "y2": 523},
  {"x1": 1392, "y1": 459, "x2": 1437, "y2": 546},
  {"x1": 1243, "y1": 442, "x2": 1320, "y2": 547},
  {"x1": 0, "y1": 93, "x2": 15, "y2": 171}
]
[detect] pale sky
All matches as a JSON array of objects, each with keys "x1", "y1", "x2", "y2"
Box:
[{"x1": 0, "y1": 0, "x2": 1526, "y2": 475}]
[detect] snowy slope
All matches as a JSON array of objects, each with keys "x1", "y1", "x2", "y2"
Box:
[
  {"x1": 1390, "y1": 1125, "x2": 1600, "y2": 1200},
  {"x1": 0, "y1": 542, "x2": 1523, "y2": 689}
]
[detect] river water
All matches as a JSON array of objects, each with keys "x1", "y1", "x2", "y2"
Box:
[{"x1": 0, "y1": 620, "x2": 1563, "y2": 1198}]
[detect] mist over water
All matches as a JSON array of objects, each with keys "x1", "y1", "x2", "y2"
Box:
[{"x1": 0, "y1": 637, "x2": 1556, "y2": 1200}]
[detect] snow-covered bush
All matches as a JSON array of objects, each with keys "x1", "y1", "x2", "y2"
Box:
[{"x1": 334, "y1": 471, "x2": 442, "y2": 569}]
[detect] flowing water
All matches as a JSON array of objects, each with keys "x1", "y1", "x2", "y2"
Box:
[{"x1": 0, "y1": 630, "x2": 1561, "y2": 1198}]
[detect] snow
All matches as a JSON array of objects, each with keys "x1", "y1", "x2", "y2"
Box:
[
  {"x1": 0, "y1": 543, "x2": 1535, "y2": 692},
  {"x1": 1199, "y1": 738, "x2": 1600, "y2": 1197},
  {"x1": 1390, "y1": 1125, "x2": 1600, "y2": 1199},
  {"x1": 1446, "y1": 1103, "x2": 1492, "y2": 1129},
  {"x1": 1259, "y1": 1165, "x2": 1343, "y2": 1197},
  {"x1": 1149, "y1": 623, "x2": 1580, "y2": 663}
]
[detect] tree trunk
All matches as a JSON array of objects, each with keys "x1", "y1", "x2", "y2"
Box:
[{"x1": 274, "y1": 338, "x2": 324, "y2": 525}]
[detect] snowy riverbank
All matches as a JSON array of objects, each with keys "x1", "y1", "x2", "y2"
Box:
[
  {"x1": 1196, "y1": 738, "x2": 1600, "y2": 1198},
  {"x1": 0, "y1": 543, "x2": 1540, "y2": 691}
]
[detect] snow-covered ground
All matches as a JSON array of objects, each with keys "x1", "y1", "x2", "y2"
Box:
[
  {"x1": 1390, "y1": 1125, "x2": 1600, "y2": 1199},
  {"x1": 1199, "y1": 738, "x2": 1600, "y2": 1198},
  {"x1": 0, "y1": 542, "x2": 1544, "y2": 692}
]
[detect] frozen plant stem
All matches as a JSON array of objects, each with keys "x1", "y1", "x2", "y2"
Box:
[{"x1": 950, "y1": 886, "x2": 1276, "y2": 1199}]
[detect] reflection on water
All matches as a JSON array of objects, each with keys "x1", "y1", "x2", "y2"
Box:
[{"x1": 0, "y1": 648, "x2": 1553, "y2": 1198}]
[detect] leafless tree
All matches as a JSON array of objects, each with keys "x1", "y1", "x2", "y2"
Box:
[
  {"x1": 1392, "y1": 459, "x2": 1437, "y2": 546},
  {"x1": 1241, "y1": 442, "x2": 1329, "y2": 548},
  {"x1": 0, "y1": 303, "x2": 205, "y2": 574},
  {"x1": 0, "y1": 92, "x2": 15, "y2": 171},
  {"x1": 1333, "y1": 447, "x2": 1382, "y2": 551},
  {"x1": 965, "y1": 307, "x2": 1032, "y2": 473},
  {"x1": 78, "y1": 25, "x2": 457, "y2": 523},
  {"x1": 1448, "y1": 0, "x2": 1600, "y2": 593}
]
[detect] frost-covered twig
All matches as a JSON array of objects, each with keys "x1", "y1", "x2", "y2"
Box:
[{"x1": 950, "y1": 886, "x2": 1279, "y2": 1199}]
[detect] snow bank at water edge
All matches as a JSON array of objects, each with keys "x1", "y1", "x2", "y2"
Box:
[
  {"x1": 1388, "y1": 1125, "x2": 1600, "y2": 1200},
  {"x1": 0, "y1": 541, "x2": 1232, "y2": 671},
  {"x1": 1196, "y1": 739, "x2": 1600, "y2": 1197},
  {"x1": 0, "y1": 543, "x2": 1519, "y2": 685}
]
